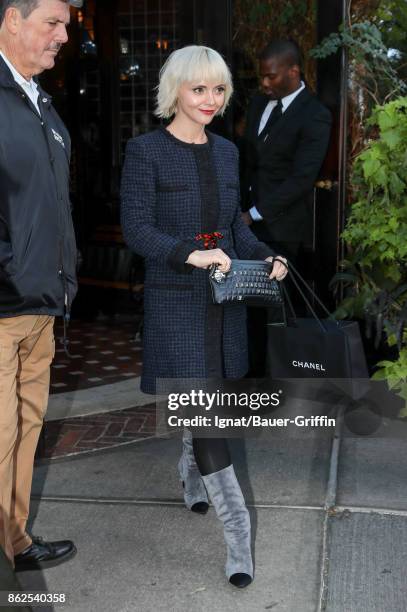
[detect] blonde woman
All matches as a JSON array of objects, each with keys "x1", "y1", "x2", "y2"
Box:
[{"x1": 121, "y1": 45, "x2": 287, "y2": 588}]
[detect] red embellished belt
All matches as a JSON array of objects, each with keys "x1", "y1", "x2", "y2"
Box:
[{"x1": 195, "y1": 231, "x2": 224, "y2": 249}]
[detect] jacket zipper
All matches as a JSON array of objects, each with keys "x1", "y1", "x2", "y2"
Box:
[{"x1": 18, "y1": 86, "x2": 72, "y2": 354}]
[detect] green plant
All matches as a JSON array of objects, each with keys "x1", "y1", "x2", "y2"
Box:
[
  {"x1": 331, "y1": 98, "x2": 407, "y2": 414},
  {"x1": 310, "y1": 17, "x2": 407, "y2": 157},
  {"x1": 344, "y1": 99, "x2": 407, "y2": 270},
  {"x1": 311, "y1": 1, "x2": 407, "y2": 415},
  {"x1": 373, "y1": 337, "x2": 407, "y2": 418},
  {"x1": 311, "y1": 21, "x2": 406, "y2": 105}
]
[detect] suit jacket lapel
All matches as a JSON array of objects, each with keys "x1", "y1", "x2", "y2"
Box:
[{"x1": 259, "y1": 88, "x2": 311, "y2": 146}]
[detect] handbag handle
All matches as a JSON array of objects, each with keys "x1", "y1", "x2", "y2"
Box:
[
  {"x1": 272, "y1": 257, "x2": 334, "y2": 333},
  {"x1": 281, "y1": 282, "x2": 295, "y2": 321},
  {"x1": 287, "y1": 260, "x2": 334, "y2": 319}
]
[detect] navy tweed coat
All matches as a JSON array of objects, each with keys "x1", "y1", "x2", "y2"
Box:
[{"x1": 121, "y1": 127, "x2": 273, "y2": 394}]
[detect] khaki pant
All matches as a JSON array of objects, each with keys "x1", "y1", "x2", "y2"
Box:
[{"x1": 0, "y1": 315, "x2": 55, "y2": 564}]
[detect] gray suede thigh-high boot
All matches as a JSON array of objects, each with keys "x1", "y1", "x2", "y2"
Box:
[
  {"x1": 202, "y1": 464, "x2": 253, "y2": 588},
  {"x1": 178, "y1": 429, "x2": 209, "y2": 514}
]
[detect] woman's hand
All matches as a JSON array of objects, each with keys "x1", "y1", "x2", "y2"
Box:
[
  {"x1": 186, "y1": 249, "x2": 231, "y2": 272},
  {"x1": 266, "y1": 256, "x2": 288, "y2": 281}
]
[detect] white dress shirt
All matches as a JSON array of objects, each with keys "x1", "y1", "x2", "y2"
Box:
[
  {"x1": 250, "y1": 81, "x2": 305, "y2": 221},
  {"x1": 0, "y1": 50, "x2": 41, "y2": 115}
]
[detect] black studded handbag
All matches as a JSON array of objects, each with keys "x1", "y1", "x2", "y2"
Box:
[{"x1": 208, "y1": 259, "x2": 283, "y2": 307}]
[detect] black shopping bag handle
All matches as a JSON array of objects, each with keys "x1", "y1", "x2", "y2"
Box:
[{"x1": 273, "y1": 257, "x2": 338, "y2": 333}]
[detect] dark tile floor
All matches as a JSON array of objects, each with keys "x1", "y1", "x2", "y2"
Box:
[
  {"x1": 51, "y1": 317, "x2": 143, "y2": 394},
  {"x1": 37, "y1": 316, "x2": 151, "y2": 460}
]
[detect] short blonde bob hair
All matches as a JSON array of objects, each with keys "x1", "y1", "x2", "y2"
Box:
[{"x1": 155, "y1": 45, "x2": 233, "y2": 119}]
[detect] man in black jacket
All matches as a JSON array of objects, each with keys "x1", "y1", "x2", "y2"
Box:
[
  {"x1": 241, "y1": 40, "x2": 332, "y2": 374},
  {"x1": 0, "y1": 0, "x2": 79, "y2": 571}
]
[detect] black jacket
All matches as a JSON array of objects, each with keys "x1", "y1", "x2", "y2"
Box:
[
  {"x1": 0, "y1": 56, "x2": 77, "y2": 317},
  {"x1": 241, "y1": 87, "x2": 332, "y2": 243}
]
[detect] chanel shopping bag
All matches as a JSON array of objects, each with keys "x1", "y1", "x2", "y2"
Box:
[{"x1": 267, "y1": 262, "x2": 369, "y2": 401}]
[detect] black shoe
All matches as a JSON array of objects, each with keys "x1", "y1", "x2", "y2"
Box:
[
  {"x1": 190, "y1": 501, "x2": 209, "y2": 514},
  {"x1": 14, "y1": 536, "x2": 76, "y2": 571},
  {"x1": 229, "y1": 572, "x2": 253, "y2": 588}
]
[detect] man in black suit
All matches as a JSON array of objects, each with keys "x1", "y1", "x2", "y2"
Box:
[{"x1": 241, "y1": 39, "x2": 332, "y2": 375}]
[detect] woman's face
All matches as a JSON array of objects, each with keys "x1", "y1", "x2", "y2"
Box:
[{"x1": 175, "y1": 79, "x2": 226, "y2": 126}]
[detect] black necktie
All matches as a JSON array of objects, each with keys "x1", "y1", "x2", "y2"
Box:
[{"x1": 259, "y1": 99, "x2": 283, "y2": 140}]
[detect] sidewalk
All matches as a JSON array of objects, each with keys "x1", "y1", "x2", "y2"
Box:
[{"x1": 15, "y1": 390, "x2": 407, "y2": 612}]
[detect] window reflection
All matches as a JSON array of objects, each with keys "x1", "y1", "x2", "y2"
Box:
[{"x1": 118, "y1": 0, "x2": 180, "y2": 153}]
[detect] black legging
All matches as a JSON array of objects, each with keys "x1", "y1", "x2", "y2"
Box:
[{"x1": 192, "y1": 437, "x2": 231, "y2": 476}]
